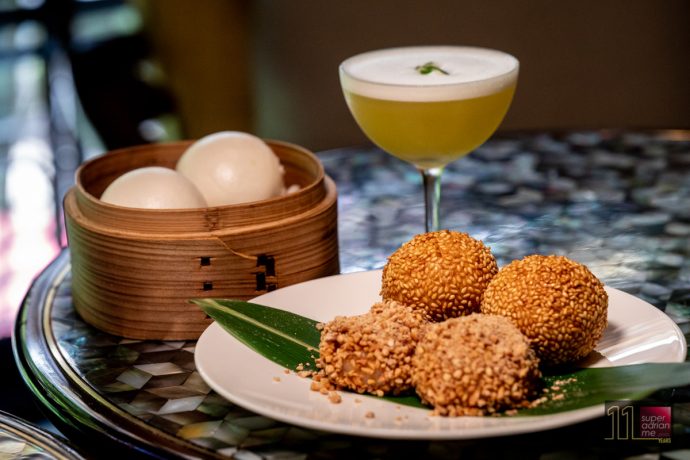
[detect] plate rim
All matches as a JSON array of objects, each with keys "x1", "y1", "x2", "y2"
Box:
[{"x1": 194, "y1": 270, "x2": 687, "y2": 440}]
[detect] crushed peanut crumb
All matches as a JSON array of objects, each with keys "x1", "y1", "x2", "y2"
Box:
[
  {"x1": 412, "y1": 314, "x2": 541, "y2": 416},
  {"x1": 315, "y1": 299, "x2": 427, "y2": 396},
  {"x1": 306, "y1": 232, "x2": 604, "y2": 417}
]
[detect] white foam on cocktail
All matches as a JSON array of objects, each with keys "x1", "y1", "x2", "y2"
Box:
[{"x1": 340, "y1": 46, "x2": 519, "y2": 102}]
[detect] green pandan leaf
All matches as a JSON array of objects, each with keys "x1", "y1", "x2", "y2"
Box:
[
  {"x1": 520, "y1": 364, "x2": 690, "y2": 416},
  {"x1": 195, "y1": 298, "x2": 690, "y2": 415},
  {"x1": 193, "y1": 298, "x2": 321, "y2": 371}
]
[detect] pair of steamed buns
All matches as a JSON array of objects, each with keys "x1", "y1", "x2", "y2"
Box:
[{"x1": 100, "y1": 132, "x2": 286, "y2": 209}]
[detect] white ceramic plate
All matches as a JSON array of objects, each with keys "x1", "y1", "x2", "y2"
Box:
[{"x1": 195, "y1": 270, "x2": 687, "y2": 440}]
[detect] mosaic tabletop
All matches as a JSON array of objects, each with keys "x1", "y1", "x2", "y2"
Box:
[
  {"x1": 0, "y1": 410, "x2": 84, "y2": 460},
  {"x1": 15, "y1": 130, "x2": 690, "y2": 459}
]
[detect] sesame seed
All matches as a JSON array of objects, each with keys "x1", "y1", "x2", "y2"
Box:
[
  {"x1": 311, "y1": 233, "x2": 607, "y2": 416},
  {"x1": 381, "y1": 230, "x2": 498, "y2": 322},
  {"x1": 481, "y1": 254, "x2": 608, "y2": 366}
]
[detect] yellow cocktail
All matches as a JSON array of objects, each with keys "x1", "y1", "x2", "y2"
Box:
[
  {"x1": 340, "y1": 46, "x2": 519, "y2": 231},
  {"x1": 344, "y1": 86, "x2": 516, "y2": 168}
]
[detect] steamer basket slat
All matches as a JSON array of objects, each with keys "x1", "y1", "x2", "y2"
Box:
[{"x1": 65, "y1": 140, "x2": 339, "y2": 340}]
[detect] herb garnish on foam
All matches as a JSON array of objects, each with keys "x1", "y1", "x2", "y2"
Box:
[{"x1": 414, "y1": 61, "x2": 449, "y2": 75}]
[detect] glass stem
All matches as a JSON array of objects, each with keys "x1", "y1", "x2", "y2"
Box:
[{"x1": 419, "y1": 166, "x2": 444, "y2": 233}]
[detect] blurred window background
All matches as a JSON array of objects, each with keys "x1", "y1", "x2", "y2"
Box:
[{"x1": 0, "y1": 0, "x2": 180, "y2": 337}]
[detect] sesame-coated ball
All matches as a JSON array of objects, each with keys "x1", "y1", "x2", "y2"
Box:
[
  {"x1": 481, "y1": 254, "x2": 608, "y2": 366},
  {"x1": 381, "y1": 230, "x2": 498, "y2": 321},
  {"x1": 411, "y1": 314, "x2": 541, "y2": 416},
  {"x1": 317, "y1": 300, "x2": 427, "y2": 396}
]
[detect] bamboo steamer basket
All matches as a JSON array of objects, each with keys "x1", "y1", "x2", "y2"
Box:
[{"x1": 64, "y1": 140, "x2": 339, "y2": 340}]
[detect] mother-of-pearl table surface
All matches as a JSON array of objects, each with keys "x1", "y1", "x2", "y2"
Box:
[{"x1": 13, "y1": 130, "x2": 690, "y2": 458}]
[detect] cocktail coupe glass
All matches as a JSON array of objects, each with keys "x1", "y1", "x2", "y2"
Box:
[{"x1": 339, "y1": 46, "x2": 518, "y2": 232}]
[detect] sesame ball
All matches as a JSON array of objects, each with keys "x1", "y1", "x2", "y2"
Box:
[
  {"x1": 317, "y1": 300, "x2": 427, "y2": 396},
  {"x1": 411, "y1": 314, "x2": 541, "y2": 416},
  {"x1": 381, "y1": 230, "x2": 498, "y2": 321},
  {"x1": 481, "y1": 254, "x2": 608, "y2": 366}
]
